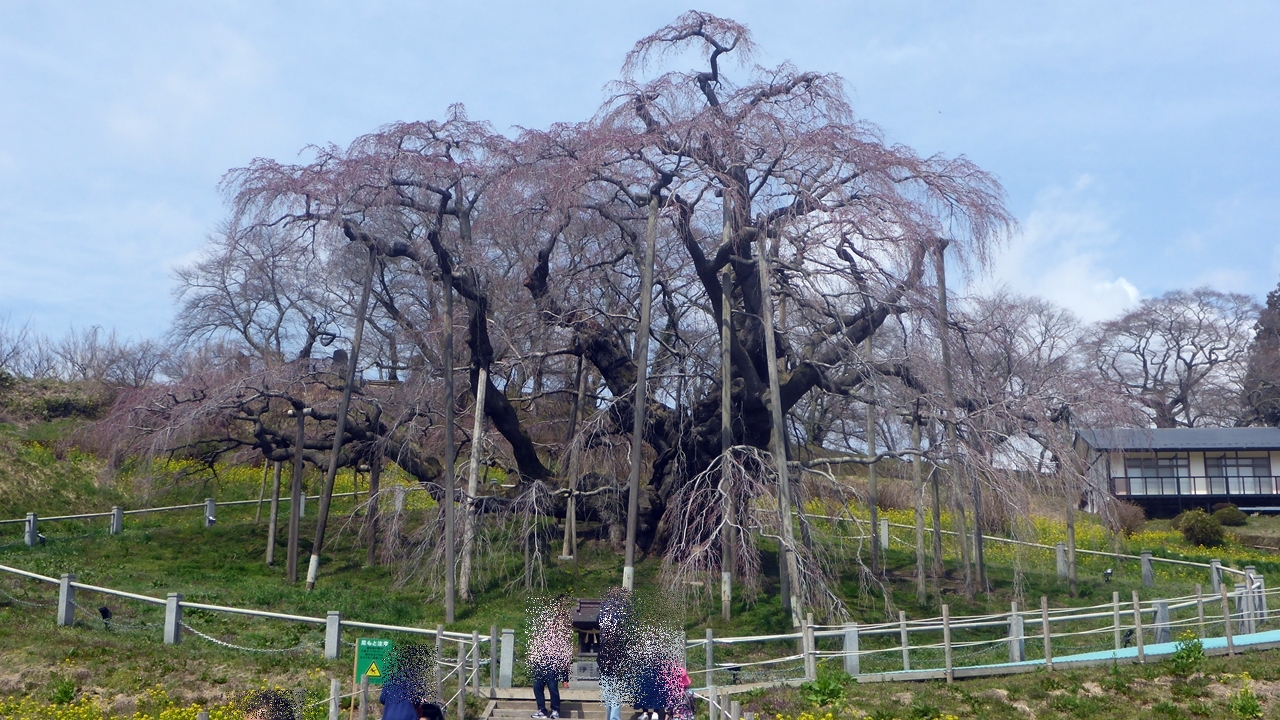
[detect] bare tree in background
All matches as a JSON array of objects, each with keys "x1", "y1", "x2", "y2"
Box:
[{"x1": 1090, "y1": 288, "x2": 1258, "y2": 428}]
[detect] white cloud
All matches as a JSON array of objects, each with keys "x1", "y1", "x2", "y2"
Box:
[{"x1": 978, "y1": 176, "x2": 1141, "y2": 323}]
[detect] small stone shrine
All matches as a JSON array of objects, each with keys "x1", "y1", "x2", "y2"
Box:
[{"x1": 569, "y1": 598, "x2": 602, "y2": 687}]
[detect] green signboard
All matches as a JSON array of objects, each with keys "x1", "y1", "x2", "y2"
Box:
[{"x1": 356, "y1": 638, "x2": 394, "y2": 686}]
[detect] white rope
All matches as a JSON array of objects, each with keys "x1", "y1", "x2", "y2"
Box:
[{"x1": 181, "y1": 621, "x2": 317, "y2": 653}]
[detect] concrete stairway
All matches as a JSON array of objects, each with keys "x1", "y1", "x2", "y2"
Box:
[{"x1": 485, "y1": 699, "x2": 616, "y2": 720}]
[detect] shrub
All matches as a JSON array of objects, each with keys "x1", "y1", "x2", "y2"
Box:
[
  {"x1": 1170, "y1": 511, "x2": 1189, "y2": 530},
  {"x1": 1213, "y1": 502, "x2": 1238, "y2": 513},
  {"x1": 1179, "y1": 509, "x2": 1225, "y2": 548},
  {"x1": 1114, "y1": 501, "x2": 1147, "y2": 536},
  {"x1": 1169, "y1": 631, "x2": 1205, "y2": 677},
  {"x1": 1214, "y1": 506, "x2": 1249, "y2": 527}
]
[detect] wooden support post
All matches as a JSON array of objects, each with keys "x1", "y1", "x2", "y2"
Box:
[
  {"x1": 942, "y1": 604, "x2": 953, "y2": 683},
  {"x1": 1113, "y1": 591, "x2": 1122, "y2": 655},
  {"x1": 719, "y1": 263, "x2": 734, "y2": 623},
  {"x1": 900, "y1": 611, "x2": 910, "y2": 671},
  {"x1": 1042, "y1": 596, "x2": 1052, "y2": 671},
  {"x1": 843, "y1": 622, "x2": 860, "y2": 676},
  {"x1": 880, "y1": 518, "x2": 890, "y2": 560},
  {"x1": 205, "y1": 498, "x2": 216, "y2": 528},
  {"x1": 358, "y1": 676, "x2": 369, "y2": 720},
  {"x1": 256, "y1": 462, "x2": 269, "y2": 524},
  {"x1": 1008, "y1": 601, "x2": 1024, "y2": 663},
  {"x1": 1222, "y1": 584, "x2": 1235, "y2": 655},
  {"x1": 1210, "y1": 559, "x2": 1223, "y2": 594},
  {"x1": 730, "y1": 699, "x2": 741, "y2": 720},
  {"x1": 623, "y1": 196, "x2": 659, "y2": 592},
  {"x1": 266, "y1": 462, "x2": 281, "y2": 565},
  {"x1": 803, "y1": 613, "x2": 816, "y2": 681},
  {"x1": 25, "y1": 512, "x2": 37, "y2": 546},
  {"x1": 1056, "y1": 543, "x2": 1068, "y2": 579},
  {"x1": 1197, "y1": 584, "x2": 1206, "y2": 638},
  {"x1": 329, "y1": 677, "x2": 340, "y2": 720},
  {"x1": 1132, "y1": 591, "x2": 1145, "y2": 663},
  {"x1": 110, "y1": 506, "x2": 123, "y2": 535},
  {"x1": 1141, "y1": 551, "x2": 1154, "y2": 588},
  {"x1": 706, "y1": 628, "x2": 717, "y2": 720},
  {"x1": 197, "y1": 712, "x2": 209, "y2": 720}
]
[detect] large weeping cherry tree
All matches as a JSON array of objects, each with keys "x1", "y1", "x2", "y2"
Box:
[{"x1": 95, "y1": 12, "x2": 1021, "y2": 621}]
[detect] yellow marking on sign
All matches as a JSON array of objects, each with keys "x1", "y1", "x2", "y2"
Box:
[{"x1": 366, "y1": 661, "x2": 382, "y2": 678}]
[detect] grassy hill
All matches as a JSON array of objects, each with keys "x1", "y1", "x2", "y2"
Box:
[{"x1": 5, "y1": 400, "x2": 1280, "y2": 718}]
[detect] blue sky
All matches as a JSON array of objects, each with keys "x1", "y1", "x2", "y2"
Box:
[{"x1": 1, "y1": 1, "x2": 1277, "y2": 337}]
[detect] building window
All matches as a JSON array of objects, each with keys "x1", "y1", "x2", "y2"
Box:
[
  {"x1": 1124, "y1": 454, "x2": 1188, "y2": 496},
  {"x1": 1206, "y1": 454, "x2": 1273, "y2": 495}
]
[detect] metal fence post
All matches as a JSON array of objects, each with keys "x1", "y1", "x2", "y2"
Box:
[
  {"x1": 1196, "y1": 584, "x2": 1206, "y2": 638},
  {"x1": 434, "y1": 625, "x2": 444, "y2": 697},
  {"x1": 204, "y1": 498, "x2": 216, "y2": 528},
  {"x1": 942, "y1": 604, "x2": 953, "y2": 683},
  {"x1": 24, "y1": 513, "x2": 37, "y2": 547},
  {"x1": 1132, "y1": 591, "x2": 1145, "y2": 663},
  {"x1": 1257, "y1": 574, "x2": 1269, "y2": 621},
  {"x1": 843, "y1": 622, "x2": 860, "y2": 676},
  {"x1": 456, "y1": 639, "x2": 466, "y2": 720},
  {"x1": 1041, "y1": 596, "x2": 1052, "y2": 671},
  {"x1": 499, "y1": 628, "x2": 514, "y2": 688},
  {"x1": 1222, "y1": 584, "x2": 1235, "y2": 654},
  {"x1": 490, "y1": 625, "x2": 498, "y2": 692},
  {"x1": 1056, "y1": 543, "x2": 1068, "y2": 579},
  {"x1": 57, "y1": 573, "x2": 76, "y2": 627},
  {"x1": 1008, "y1": 601, "x2": 1024, "y2": 663},
  {"x1": 1153, "y1": 601, "x2": 1171, "y2": 645},
  {"x1": 325, "y1": 611, "x2": 341, "y2": 660},
  {"x1": 706, "y1": 628, "x2": 717, "y2": 720},
  {"x1": 1140, "y1": 551, "x2": 1154, "y2": 588},
  {"x1": 1210, "y1": 559, "x2": 1222, "y2": 594},
  {"x1": 110, "y1": 506, "x2": 123, "y2": 535},
  {"x1": 471, "y1": 630, "x2": 481, "y2": 694},
  {"x1": 164, "y1": 593, "x2": 183, "y2": 645},
  {"x1": 1112, "y1": 591, "x2": 1122, "y2": 655},
  {"x1": 899, "y1": 611, "x2": 910, "y2": 671}
]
